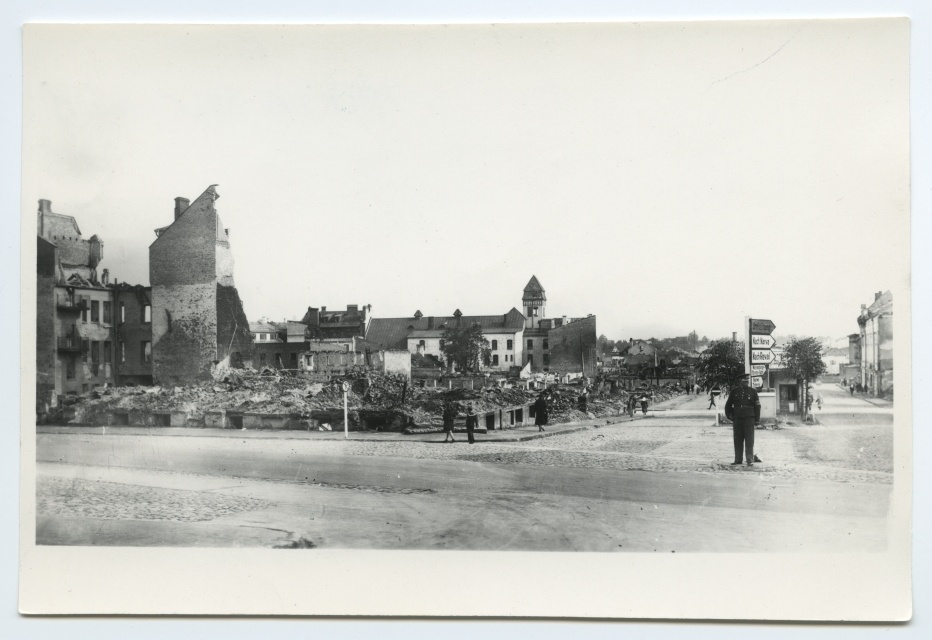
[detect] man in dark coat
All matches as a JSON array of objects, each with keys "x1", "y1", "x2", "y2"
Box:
[
  {"x1": 465, "y1": 403, "x2": 478, "y2": 444},
  {"x1": 725, "y1": 374, "x2": 761, "y2": 466},
  {"x1": 534, "y1": 393, "x2": 549, "y2": 432}
]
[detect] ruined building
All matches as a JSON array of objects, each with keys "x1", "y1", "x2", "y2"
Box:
[
  {"x1": 35, "y1": 199, "x2": 152, "y2": 414},
  {"x1": 149, "y1": 185, "x2": 254, "y2": 385}
]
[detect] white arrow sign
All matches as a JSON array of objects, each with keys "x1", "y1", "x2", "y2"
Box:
[
  {"x1": 750, "y1": 364, "x2": 767, "y2": 375},
  {"x1": 750, "y1": 349, "x2": 776, "y2": 364},
  {"x1": 750, "y1": 334, "x2": 775, "y2": 349}
]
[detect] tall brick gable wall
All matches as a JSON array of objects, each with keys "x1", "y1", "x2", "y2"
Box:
[
  {"x1": 547, "y1": 316, "x2": 598, "y2": 377},
  {"x1": 150, "y1": 187, "x2": 253, "y2": 384}
]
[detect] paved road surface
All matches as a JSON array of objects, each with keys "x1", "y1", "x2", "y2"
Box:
[{"x1": 35, "y1": 383, "x2": 893, "y2": 551}]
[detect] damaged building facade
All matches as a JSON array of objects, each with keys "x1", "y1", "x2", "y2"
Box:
[
  {"x1": 150, "y1": 186, "x2": 254, "y2": 385},
  {"x1": 35, "y1": 199, "x2": 153, "y2": 413}
]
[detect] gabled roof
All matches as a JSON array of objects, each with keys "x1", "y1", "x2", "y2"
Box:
[
  {"x1": 824, "y1": 347, "x2": 848, "y2": 357},
  {"x1": 40, "y1": 211, "x2": 82, "y2": 238},
  {"x1": 366, "y1": 308, "x2": 526, "y2": 350}
]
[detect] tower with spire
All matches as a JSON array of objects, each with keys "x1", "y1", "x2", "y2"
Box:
[{"x1": 522, "y1": 275, "x2": 547, "y2": 329}]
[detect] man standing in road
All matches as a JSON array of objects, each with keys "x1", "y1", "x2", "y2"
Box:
[
  {"x1": 465, "y1": 403, "x2": 478, "y2": 444},
  {"x1": 725, "y1": 374, "x2": 761, "y2": 467},
  {"x1": 534, "y1": 392, "x2": 549, "y2": 432}
]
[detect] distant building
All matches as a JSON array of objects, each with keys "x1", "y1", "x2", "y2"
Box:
[
  {"x1": 821, "y1": 347, "x2": 849, "y2": 376},
  {"x1": 301, "y1": 304, "x2": 370, "y2": 340},
  {"x1": 149, "y1": 186, "x2": 254, "y2": 385},
  {"x1": 365, "y1": 276, "x2": 597, "y2": 376},
  {"x1": 857, "y1": 290, "x2": 893, "y2": 397}
]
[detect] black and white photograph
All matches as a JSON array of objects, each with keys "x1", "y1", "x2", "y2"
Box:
[{"x1": 18, "y1": 17, "x2": 913, "y2": 621}]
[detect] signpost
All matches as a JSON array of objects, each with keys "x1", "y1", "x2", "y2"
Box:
[
  {"x1": 342, "y1": 380, "x2": 350, "y2": 439},
  {"x1": 746, "y1": 317, "x2": 776, "y2": 388}
]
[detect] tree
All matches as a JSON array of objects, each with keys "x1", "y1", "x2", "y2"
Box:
[
  {"x1": 441, "y1": 325, "x2": 492, "y2": 373},
  {"x1": 696, "y1": 339, "x2": 745, "y2": 390},
  {"x1": 783, "y1": 337, "x2": 827, "y2": 420}
]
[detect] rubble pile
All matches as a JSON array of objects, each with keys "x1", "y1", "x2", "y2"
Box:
[{"x1": 52, "y1": 369, "x2": 687, "y2": 430}]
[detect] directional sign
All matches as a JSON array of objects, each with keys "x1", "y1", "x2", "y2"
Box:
[
  {"x1": 749, "y1": 318, "x2": 776, "y2": 335},
  {"x1": 341, "y1": 381, "x2": 350, "y2": 393},
  {"x1": 750, "y1": 349, "x2": 776, "y2": 365},
  {"x1": 750, "y1": 364, "x2": 767, "y2": 375},
  {"x1": 750, "y1": 376, "x2": 764, "y2": 388},
  {"x1": 750, "y1": 334, "x2": 776, "y2": 349}
]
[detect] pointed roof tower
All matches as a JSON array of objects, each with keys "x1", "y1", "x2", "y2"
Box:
[{"x1": 523, "y1": 275, "x2": 546, "y2": 302}]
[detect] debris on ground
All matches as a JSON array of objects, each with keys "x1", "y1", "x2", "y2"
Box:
[{"x1": 48, "y1": 368, "x2": 690, "y2": 432}]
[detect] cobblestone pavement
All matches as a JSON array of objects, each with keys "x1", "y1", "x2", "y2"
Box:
[{"x1": 37, "y1": 475, "x2": 271, "y2": 522}]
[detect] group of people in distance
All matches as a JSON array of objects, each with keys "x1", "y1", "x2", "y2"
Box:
[{"x1": 440, "y1": 375, "x2": 766, "y2": 468}]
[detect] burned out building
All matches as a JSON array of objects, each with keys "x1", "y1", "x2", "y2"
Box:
[
  {"x1": 300, "y1": 304, "x2": 370, "y2": 340},
  {"x1": 149, "y1": 185, "x2": 254, "y2": 385},
  {"x1": 35, "y1": 199, "x2": 153, "y2": 414}
]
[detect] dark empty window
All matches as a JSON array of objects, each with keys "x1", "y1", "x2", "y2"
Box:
[
  {"x1": 82, "y1": 340, "x2": 89, "y2": 362},
  {"x1": 528, "y1": 339, "x2": 533, "y2": 350},
  {"x1": 103, "y1": 301, "x2": 111, "y2": 323},
  {"x1": 506, "y1": 339, "x2": 513, "y2": 350},
  {"x1": 543, "y1": 354, "x2": 550, "y2": 366},
  {"x1": 492, "y1": 340, "x2": 498, "y2": 350},
  {"x1": 91, "y1": 300, "x2": 99, "y2": 322},
  {"x1": 66, "y1": 359, "x2": 75, "y2": 380},
  {"x1": 528, "y1": 355, "x2": 534, "y2": 365},
  {"x1": 104, "y1": 341, "x2": 112, "y2": 363},
  {"x1": 492, "y1": 354, "x2": 499, "y2": 366},
  {"x1": 290, "y1": 353, "x2": 298, "y2": 366},
  {"x1": 543, "y1": 339, "x2": 549, "y2": 350},
  {"x1": 81, "y1": 298, "x2": 88, "y2": 322}
]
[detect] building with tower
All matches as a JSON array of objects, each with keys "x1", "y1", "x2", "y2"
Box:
[{"x1": 363, "y1": 275, "x2": 597, "y2": 376}]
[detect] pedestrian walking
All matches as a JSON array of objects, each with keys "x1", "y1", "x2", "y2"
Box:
[
  {"x1": 725, "y1": 374, "x2": 761, "y2": 467},
  {"x1": 578, "y1": 387, "x2": 589, "y2": 413},
  {"x1": 849, "y1": 383, "x2": 855, "y2": 396},
  {"x1": 708, "y1": 386, "x2": 720, "y2": 410},
  {"x1": 627, "y1": 394, "x2": 636, "y2": 418},
  {"x1": 534, "y1": 392, "x2": 549, "y2": 432},
  {"x1": 640, "y1": 393, "x2": 649, "y2": 415},
  {"x1": 465, "y1": 403, "x2": 478, "y2": 444},
  {"x1": 816, "y1": 392, "x2": 823, "y2": 411},
  {"x1": 442, "y1": 401, "x2": 457, "y2": 442}
]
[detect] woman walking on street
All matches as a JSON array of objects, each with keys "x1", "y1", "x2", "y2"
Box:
[
  {"x1": 640, "y1": 393, "x2": 649, "y2": 415},
  {"x1": 442, "y1": 401, "x2": 457, "y2": 442}
]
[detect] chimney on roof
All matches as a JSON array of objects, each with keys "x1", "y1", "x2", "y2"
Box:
[
  {"x1": 174, "y1": 197, "x2": 190, "y2": 220},
  {"x1": 428, "y1": 316, "x2": 435, "y2": 330},
  {"x1": 321, "y1": 306, "x2": 327, "y2": 312},
  {"x1": 875, "y1": 291, "x2": 882, "y2": 301},
  {"x1": 38, "y1": 199, "x2": 52, "y2": 215},
  {"x1": 347, "y1": 304, "x2": 358, "y2": 316}
]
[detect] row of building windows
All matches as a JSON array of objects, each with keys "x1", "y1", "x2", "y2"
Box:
[
  {"x1": 67, "y1": 339, "x2": 151, "y2": 379},
  {"x1": 490, "y1": 339, "x2": 514, "y2": 351},
  {"x1": 76, "y1": 299, "x2": 150, "y2": 324},
  {"x1": 527, "y1": 339, "x2": 548, "y2": 350}
]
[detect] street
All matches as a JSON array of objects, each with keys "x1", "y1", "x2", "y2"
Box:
[{"x1": 35, "y1": 382, "x2": 893, "y2": 552}]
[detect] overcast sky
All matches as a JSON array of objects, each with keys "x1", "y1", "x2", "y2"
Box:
[{"x1": 23, "y1": 20, "x2": 908, "y2": 342}]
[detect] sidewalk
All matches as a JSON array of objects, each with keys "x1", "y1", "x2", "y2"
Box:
[{"x1": 36, "y1": 413, "x2": 654, "y2": 444}]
